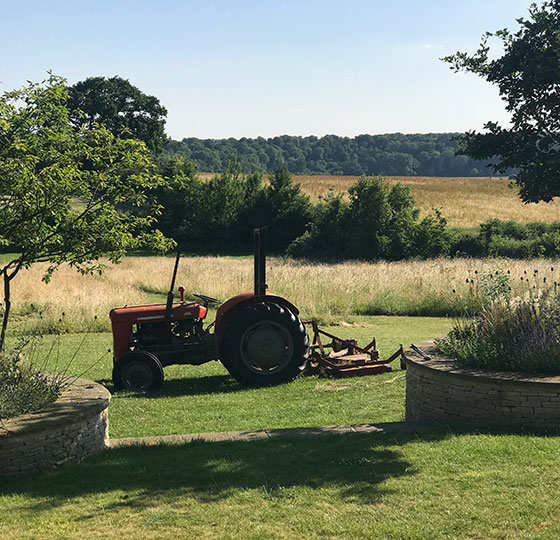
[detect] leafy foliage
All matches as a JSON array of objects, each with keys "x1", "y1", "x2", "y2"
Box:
[
  {"x1": 157, "y1": 170, "x2": 449, "y2": 261},
  {"x1": 288, "y1": 176, "x2": 452, "y2": 261},
  {"x1": 478, "y1": 270, "x2": 512, "y2": 301},
  {"x1": 0, "y1": 75, "x2": 173, "y2": 350},
  {"x1": 450, "y1": 218, "x2": 560, "y2": 258},
  {"x1": 443, "y1": 0, "x2": 560, "y2": 202},
  {"x1": 154, "y1": 161, "x2": 311, "y2": 254},
  {"x1": 68, "y1": 76, "x2": 168, "y2": 154},
  {"x1": 246, "y1": 165, "x2": 312, "y2": 253},
  {"x1": 164, "y1": 133, "x2": 492, "y2": 176}
]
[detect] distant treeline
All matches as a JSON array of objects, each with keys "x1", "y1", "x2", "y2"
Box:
[{"x1": 164, "y1": 133, "x2": 494, "y2": 176}]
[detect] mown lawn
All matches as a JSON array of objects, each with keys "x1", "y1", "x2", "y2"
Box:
[
  {"x1": 19, "y1": 315, "x2": 453, "y2": 438},
  {"x1": 1, "y1": 430, "x2": 559, "y2": 539},
  {"x1": 3, "y1": 315, "x2": 560, "y2": 539}
]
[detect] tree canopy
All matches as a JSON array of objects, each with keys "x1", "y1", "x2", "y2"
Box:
[
  {"x1": 154, "y1": 160, "x2": 312, "y2": 254},
  {"x1": 0, "y1": 75, "x2": 172, "y2": 350},
  {"x1": 67, "y1": 76, "x2": 168, "y2": 154},
  {"x1": 443, "y1": 0, "x2": 560, "y2": 203},
  {"x1": 287, "y1": 176, "x2": 451, "y2": 261},
  {"x1": 164, "y1": 133, "x2": 492, "y2": 177}
]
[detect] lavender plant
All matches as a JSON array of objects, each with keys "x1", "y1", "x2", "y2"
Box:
[{"x1": 438, "y1": 289, "x2": 560, "y2": 374}]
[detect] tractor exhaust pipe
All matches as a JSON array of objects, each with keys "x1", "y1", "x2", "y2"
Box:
[
  {"x1": 164, "y1": 252, "x2": 181, "y2": 333},
  {"x1": 254, "y1": 228, "x2": 267, "y2": 296}
]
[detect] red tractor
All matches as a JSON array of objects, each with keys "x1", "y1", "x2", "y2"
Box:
[{"x1": 110, "y1": 230, "x2": 309, "y2": 390}]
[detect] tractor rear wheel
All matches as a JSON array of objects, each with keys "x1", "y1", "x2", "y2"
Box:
[
  {"x1": 112, "y1": 351, "x2": 164, "y2": 391},
  {"x1": 220, "y1": 302, "x2": 309, "y2": 386}
]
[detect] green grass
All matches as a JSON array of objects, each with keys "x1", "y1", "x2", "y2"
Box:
[
  {"x1": 5, "y1": 315, "x2": 560, "y2": 539},
  {"x1": 21, "y1": 315, "x2": 452, "y2": 438},
  {"x1": 1, "y1": 429, "x2": 559, "y2": 539},
  {"x1": 0, "y1": 252, "x2": 19, "y2": 265}
]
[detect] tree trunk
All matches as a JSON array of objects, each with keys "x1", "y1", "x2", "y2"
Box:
[{"x1": 0, "y1": 272, "x2": 11, "y2": 354}]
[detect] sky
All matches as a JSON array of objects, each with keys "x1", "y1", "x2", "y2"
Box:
[{"x1": 1, "y1": 0, "x2": 533, "y2": 140}]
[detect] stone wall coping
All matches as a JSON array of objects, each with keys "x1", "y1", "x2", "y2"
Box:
[
  {"x1": 404, "y1": 339, "x2": 560, "y2": 386},
  {"x1": 0, "y1": 377, "x2": 111, "y2": 438}
]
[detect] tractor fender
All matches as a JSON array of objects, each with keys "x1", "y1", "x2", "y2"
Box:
[{"x1": 214, "y1": 293, "x2": 300, "y2": 348}]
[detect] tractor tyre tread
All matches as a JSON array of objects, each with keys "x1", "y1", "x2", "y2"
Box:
[
  {"x1": 112, "y1": 350, "x2": 164, "y2": 391},
  {"x1": 220, "y1": 302, "x2": 309, "y2": 386}
]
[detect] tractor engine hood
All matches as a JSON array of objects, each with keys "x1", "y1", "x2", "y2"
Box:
[{"x1": 110, "y1": 302, "x2": 207, "y2": 324}]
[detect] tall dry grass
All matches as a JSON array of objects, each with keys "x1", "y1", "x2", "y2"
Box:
[{"x1": 4, "y1": 256, "x2": 560, "y2": 333}]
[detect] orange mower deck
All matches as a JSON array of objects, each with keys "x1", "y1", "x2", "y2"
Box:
[{"x1": 305, "y1": 320, "x2": 404, "y2": 378}]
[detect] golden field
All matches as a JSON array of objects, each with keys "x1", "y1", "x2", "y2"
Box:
[
  {"x1": 295, "y1": 175, "x2": 560, "y2": 228},
  {"x1": 200, "y1": 172, "x2": 560, "y2": 228},
  {"x1": 7, "y1": 255, "x2": 559, "y2": 332}
]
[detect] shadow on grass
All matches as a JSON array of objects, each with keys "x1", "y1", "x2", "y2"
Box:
[
  {"x1": 100, "y1": 373, "x2": 250, "y2": 398},
  {"x1": 102, "y1": 369, "x2": 325, "y2": 398},
  {"x1": 0, "y1": 430, "x2": 453, "y2": 513}
]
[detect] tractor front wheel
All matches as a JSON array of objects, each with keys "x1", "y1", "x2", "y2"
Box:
[
  {"x1": 112, "y1": 351, "x2": 164, "y2": 391},
  {"x1": 220, "y1": 302, "x2": 309, "y2": 386}
]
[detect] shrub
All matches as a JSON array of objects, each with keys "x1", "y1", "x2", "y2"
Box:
[
  {"x1": 0, "y1": 339, "x2": 61, "y2": 420},
  {"x1": 449, "y1": 229, "x2": 482, "y2": 257},
  {"x1": 156, "y1": 161, "x2": 311, "y2": 254},
  {"x1": 288, "y1": 175, "x2": 451, "y2": 261},
  {"x1": 438, "y1": 289, "x2": 560, "y2": 374},
  {"x1": 480, "y1": 219, "x2": 529, "y2": 242},
  {"x1": 486, "y1": 235, "x2": 545, "y2": 258},
  {"x1": 286, "y1": 191, "x2": 349, "y2": 260},
  {"x1": 413, "y1": 210, "x2": 453, "y2": 258},
  {"x1": 244, "y1": 164, "x2": 312, "y2": 253},
  {"x1": 446, "y1": 220, "x2": 560, "y2": 259},
  {"x1": 476, "y1": 219, "x2": 560, "y2": 258}
]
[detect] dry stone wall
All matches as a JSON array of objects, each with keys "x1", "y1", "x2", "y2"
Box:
[
  {"x1": 0, "y1": 377, "x2": 110, "y2": 476},
  {"x1": 405, "y1": 340, "x2": 560, "y2": 430}
]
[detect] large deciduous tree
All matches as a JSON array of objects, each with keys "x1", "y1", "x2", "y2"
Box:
[
  {"x1": 443, "y1": 0, "x2": 560, "y2": 203},
  {"x1": 67, "y1": 76, "x2": 168, "y2": 154},
  {"x1": 0, "y1": 75, "x2": 173, "y2": 351}
]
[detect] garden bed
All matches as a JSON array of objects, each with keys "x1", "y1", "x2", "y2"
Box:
[
  {"x1": 404, "y1": 340, "x2": 560, "y2": 430},
  {"x1": 0, "y1": 377, "x2": 110, "y2": 476}
]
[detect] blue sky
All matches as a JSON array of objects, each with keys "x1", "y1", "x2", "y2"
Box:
[{"x1": 1, "y1": 0, "x2": 532, "y2": 139}]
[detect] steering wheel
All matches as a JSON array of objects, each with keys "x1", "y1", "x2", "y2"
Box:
[{"x1": 193, "y1": 293, "x2": 223, "y2": 306}]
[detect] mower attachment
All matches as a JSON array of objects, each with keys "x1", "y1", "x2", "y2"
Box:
[{"x1": 304, "y1": 320, "x2": 404, "y2": 378}]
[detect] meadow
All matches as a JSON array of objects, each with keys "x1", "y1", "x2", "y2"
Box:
[
  {"x1": 296, "y1": 175, "x2": 560, "y2": 227},
  {"x1": 4, "y1": 254, "x2": 560, "y2": 333}
]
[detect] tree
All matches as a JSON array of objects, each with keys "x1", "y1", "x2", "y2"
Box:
[
  {"x1": 153, "y1": 155, "x2": 201, "y2": 248},
  {"x1": 247, "y1": 165, "x2": 312, "y2": 253},
  {"x1": 67, "y1": 76, "x2": 168, "y2": 154},
  {"x1": 443, "y1": 0, "x2": 560, "y2": 202},
  {"x1": 287, "y1": 176, "x2": 451, "y2": 261},
  {"x1": 0, "y1": 75, "x2": 173, "y2": 351},
  {"x1": 287, "y1": 191, "x2": 350, "y2": 260}
]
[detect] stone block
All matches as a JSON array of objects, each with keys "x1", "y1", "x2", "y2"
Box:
[
  {"x1": 0, "y1": 378, "x2": 110, "y2": 477},
  {"x1": 405, "y1": 341, "x2": 560, "y2": 430}
]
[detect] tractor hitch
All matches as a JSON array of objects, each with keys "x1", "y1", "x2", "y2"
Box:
[{"x1": 304, "y1": 320, "x2": 404, "y2": 378}]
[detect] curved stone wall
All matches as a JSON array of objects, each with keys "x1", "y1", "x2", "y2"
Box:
[
  {"x1": 0, "y1": 377, "x2": 110, "y2": 476},
  {"x1": 404, "y1": 340, "x2": 560, "y2": 430}
]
